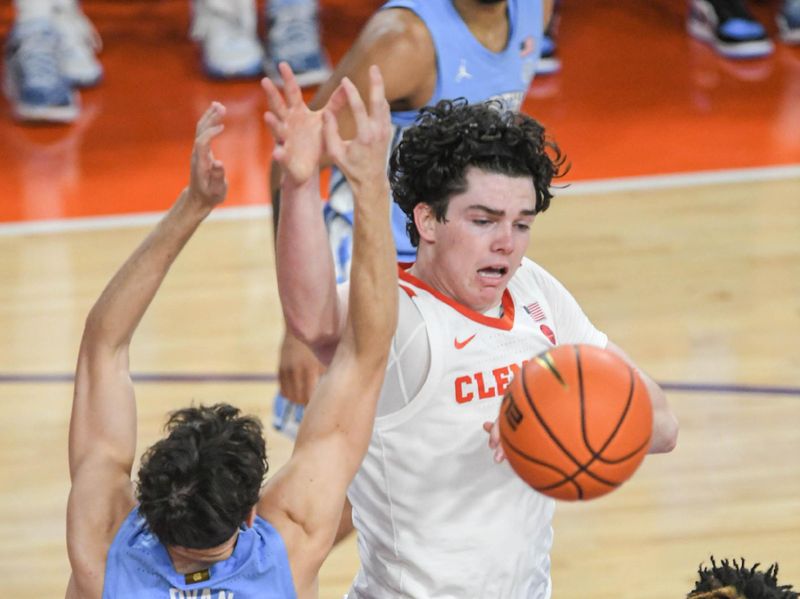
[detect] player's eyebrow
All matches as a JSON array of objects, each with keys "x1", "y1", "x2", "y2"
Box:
[{"x1": 467, "y1": 204, "x2": 536, "y2": 217}]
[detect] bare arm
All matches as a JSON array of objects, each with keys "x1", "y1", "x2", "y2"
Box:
[
  {"x1": 263, "y1": 65, "x2": 346, "y2": 364},
  {"x1": 260, "y1": 66, "x2": 396, "y2": 595},
  {"x1": 266, "y1": 8, "x2": 433, "y2": 383},
  {"x1": 605, "y1": 341, "x2": 679, "y2": 454},
  {"x1": 65, "y1": 104, "x2": 228, "y2": 599}
]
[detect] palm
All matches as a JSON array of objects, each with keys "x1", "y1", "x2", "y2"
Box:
[
  {"x1": 189, "y1": 102, "x2": 227, "y2": 208},
  {"x1": 191, "y1": 148, "x2": 226, "y2": 206},
  {"x1": 280, "y1": 106, "x2": 324, "y2": 184}
]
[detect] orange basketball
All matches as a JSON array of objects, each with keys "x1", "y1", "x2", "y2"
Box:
[{"x1": 499, "y1": 344, "x2": 652, "y2": 501}]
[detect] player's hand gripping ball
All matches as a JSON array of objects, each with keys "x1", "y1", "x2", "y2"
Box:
[{"x1": 499, "y1": 344, "x2": 653, "y2": 500}]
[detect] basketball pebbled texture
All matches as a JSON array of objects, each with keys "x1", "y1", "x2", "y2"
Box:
[{"x1": 499, "y1": 344, "x2": 653, "y2": 500}]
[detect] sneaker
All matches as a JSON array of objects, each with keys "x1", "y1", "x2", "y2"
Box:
[
  {"x1": 687, "y1": 0, "x2": 774, "y2": 59},
  {"x1": 272, "y1": 392, "x2": 305, "y2": 439},
  {"x1": 190, "y1": 0, "x2": 265, "y2": 79},
  {"x1": 537, "y1": 33, "x2": 561, "y2": 75},
  {"x1": 3, "y1": 19, "x2": 79, "y2": 123},
  {"x1": 777, "y1": 0, "x2": 800, "y2": 44},
  {"x1": 52, "y1": 2, "x2": 103, "y2": 87},
  {"x1": 265, "y1": 0, "x2": 331, "y2": 88}
]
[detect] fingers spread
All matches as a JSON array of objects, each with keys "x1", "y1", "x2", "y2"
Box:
[
  {"x1": 196, "y1": 102, "x2": 225, "y2": 137},
  {"x1": 279, "y1": 62, "x2": 303, "y2": 108},
  {"x1": 322, "y1": 109, "x2": 343, "y2": 162},
  {"x1": 368, "y1": 65, "x2": 389, "y2": 120},
  {"x1": 263, "y1": 112, "x2": 286, "y2": 144},
  {"x1": 341, "y1": 77, "x2": 369, "y2": 141},
  {"x1": 261, "y1": 77, "x2": 288, "y2": 120},
  {"x1": 326, "y1": 84, "x2": 349, "y2": 118}
]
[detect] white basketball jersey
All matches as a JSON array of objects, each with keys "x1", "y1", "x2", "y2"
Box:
[{"x1": 348, "y1": 258, "x2": 608, "y2": 599}]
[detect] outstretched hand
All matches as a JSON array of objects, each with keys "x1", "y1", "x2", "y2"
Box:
[
  {"x1": 322, "y1": 65, "x2": 391, "y2": 192},
  {"x1": 262, "y1": 62, "x2": 348, "y2": 185},
  {"x1": 189, "y1": 102, "x2": 228, "y2": 208}
]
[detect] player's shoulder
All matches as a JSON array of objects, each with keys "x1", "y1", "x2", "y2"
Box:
[
  {"x1": 360, "y1": 5, "x2": 432, "y2": 53},
  {"x1": 511, "y1": 257, "x2": 567, "y2": 297},
  {"x1": 514, "y1": 256, "x2": 551, "y2": 281}
]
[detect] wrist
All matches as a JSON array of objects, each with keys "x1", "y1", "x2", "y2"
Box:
[
  {"x1": 351, "y1": 179, "x2": 390, "y2": 200},
  {"x1": 282, "y1": 172, "x2": 319, "y2": 196},
  {"x1": 177, "y1": 187, "x2": 214, "y2": 220}
]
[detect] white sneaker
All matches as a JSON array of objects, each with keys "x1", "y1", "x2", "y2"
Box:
[
  {"x1": 3, "y1": 18, "x2": 79, "y2": 123},
  {"x1": 51, "y1": 1, "x2": 103, "y2": 87},
  {"x1": 265, "y1": 0, "x2": 331, "y2": 88},
  {"x1": 190, "y1": 0, "x2": 264, "y2": 79}
]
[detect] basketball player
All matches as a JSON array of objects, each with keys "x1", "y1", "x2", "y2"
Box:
[
  {"x1": 65, "y1": 67, "x2": 395, "y2": 598},
  {"x1": 271, "y1": 0, "x2": 555, "y2": 421},
  {"x1": 688, "y1": 557, "x2": 797, "y2": 599},
  {"x1": 266, "y1": 72, "x2": 680, "y2": 597}
]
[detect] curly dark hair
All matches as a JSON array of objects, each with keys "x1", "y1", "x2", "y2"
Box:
[
  {"x1": 389, "y1": 98, "x2": 567, "y2": 247},
  {"x1": 688, "y1": 557, "x2": 797, "y2": 599},
  {"x1": 136, "y1": 403, "x2": 268, "y2": 549}
]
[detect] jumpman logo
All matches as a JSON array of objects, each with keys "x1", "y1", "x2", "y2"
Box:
[{"x1": 455, "y1": 59, "x2": 473, "y2": 83}]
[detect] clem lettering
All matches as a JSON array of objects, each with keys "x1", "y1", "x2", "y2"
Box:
[{"x1": 454, "y1": 360, "x2": 527, "y2": 404}]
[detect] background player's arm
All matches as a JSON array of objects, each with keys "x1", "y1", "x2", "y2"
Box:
[
  {"x1": 65, "y1": 104, "x2": 228, "y2": 599},
  {"x1": 263, "y1": 64, "x2": 348, "y2": 365},
  {"x1": 260, "y1": 66, "x2": 396, "y2": 595},
  {"x1": 267, "y1": 8, "x2": 433, "y2": 402}
]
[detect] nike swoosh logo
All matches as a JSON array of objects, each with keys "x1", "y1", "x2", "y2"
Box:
[{"x1": 454, "y1": 333, "x2": 477, "y2": 350}]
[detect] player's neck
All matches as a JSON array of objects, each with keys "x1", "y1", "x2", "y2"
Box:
[
  {"x1": 166, "y1": 531, "x2": 239, "y2": 574},
  {"x1": 452, "y1": 0, "x2": 509, "y2": 52}
]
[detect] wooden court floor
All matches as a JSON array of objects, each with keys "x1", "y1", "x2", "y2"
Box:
[{"x1": 1, "y1": 0, "x2": 799, "y2": 597}]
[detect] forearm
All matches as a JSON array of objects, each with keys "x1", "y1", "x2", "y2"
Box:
[
  {"x1": 347, "y1": 178, "x2": 396, "y2": 360},
  {"x1": 606, "y1": 342, "x2": 678, "y2": 454},
  {"x1": 275, "y1": 171, "x2": 341, "y2": 346},
  {"x1": 640, "y1": 371, "x2": 679, "y2": 454},
  {"x1": 71, "y1": 189, "x2": 211, "y2": 475}
]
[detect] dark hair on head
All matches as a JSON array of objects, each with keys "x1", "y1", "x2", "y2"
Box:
[
  {"x1": 136, "y1": 403, "x2": 268, "y2": 549},
  {"x1": 688, "y1": 557, "x2": 797, "y2": 599},
  {"x1": 389, "y1": 98, "x2": 568, "y2": 247}
]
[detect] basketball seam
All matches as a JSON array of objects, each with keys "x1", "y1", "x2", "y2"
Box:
[
  {"x1": 499, "y1": 423, "x2": 581, "y2": 498},
  {"x1": 583, "y1": 361, "x2": 652, "y2": 464},
  {"x1": 519, "y1": 347, "x2": 631, "y2": 497}
]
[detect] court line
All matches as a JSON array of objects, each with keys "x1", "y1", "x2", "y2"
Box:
[
  {"x1": 1, "y1": 372, "x2": 798, "y2": 396},
  {"x1": 1, "y1": 164, "x2": 798, "y2": 237},
  {"x1": 558, "y1": 164, "x2": 800, "y2": 196}
]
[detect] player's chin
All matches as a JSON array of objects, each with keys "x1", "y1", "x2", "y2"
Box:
[{"x1": 470, "y1": 287, "x2": 505, "y2": 312}]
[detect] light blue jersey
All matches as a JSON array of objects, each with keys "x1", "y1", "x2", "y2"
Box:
[
  {"x1": 102, "y1": 509, "x2": 296, "y2": 599},
  {"x1": 387, "y1": 0, "x2": 542, "y2": 124},
  {"x1": 325, "y1": 0, "x2": 543, "y2": 272}
]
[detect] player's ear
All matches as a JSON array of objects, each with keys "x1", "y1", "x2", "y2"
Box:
[
  {"x1": 245, "y1": 506, "x2": 257, "y2": 528},
  {"x1": 414, "y1": 203, "x2": 437, "y2": 243}
]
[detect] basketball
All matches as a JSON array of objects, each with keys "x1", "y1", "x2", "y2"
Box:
[{"x1": 499, "y1": 344, "x2": 653, "y2": 501}]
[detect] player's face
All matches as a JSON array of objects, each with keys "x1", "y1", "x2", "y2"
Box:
[{"x1": 419, "y1": 168, "x2": 536, "y2": 312}]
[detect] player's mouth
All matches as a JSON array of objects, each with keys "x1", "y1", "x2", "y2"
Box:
[{"x1": 477, "y1": 266, "x2": 508, "y2": 281}]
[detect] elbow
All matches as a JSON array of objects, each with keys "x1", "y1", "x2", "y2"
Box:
[
  {"x1": 284, "y1": 312, "x2": 341, "y2": 355},
  {"x1": 649, "y1": 412, "x2": 679, "y2": 454}
]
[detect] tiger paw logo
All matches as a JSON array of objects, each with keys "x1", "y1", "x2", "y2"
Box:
[{"x1": 540, "y1": 324, "x2": 556, "y2": 345}]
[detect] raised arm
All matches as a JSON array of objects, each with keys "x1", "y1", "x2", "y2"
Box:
[
  {"x1": 264, "y1": 64, "x2": 349, "y2": 364},
  {"x1": 65, "y1": 104, "x2": 228, "y2": 599},
  {"x1": 259, "y1": 66, "x2": 396, "y2": 595}
]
